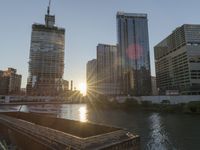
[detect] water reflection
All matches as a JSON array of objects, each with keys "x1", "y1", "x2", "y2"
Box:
[
  {"x1": 0, "y1": 105, "x2": 24, "y2": 112},
  {"x1": 79, "y1": 106, "x2": 87, "y2": 122},
  {"x1": 147, "y1": 113, "x2": 175, "y2": 150},
  {"x1": 1, "y1": 105, "x2": 200, "y2": 149},
  {"x1": 57, "y1": 104, "x2": 88, "y2": 122}
]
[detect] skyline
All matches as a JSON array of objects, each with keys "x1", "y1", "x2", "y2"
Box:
[{"x1": 1, "y1": 0, "x2": 200, "y2": 90}]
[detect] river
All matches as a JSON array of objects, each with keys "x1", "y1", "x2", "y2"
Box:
[{"x1": 0, "y1": 104, "x2": 200, "y2": 150}]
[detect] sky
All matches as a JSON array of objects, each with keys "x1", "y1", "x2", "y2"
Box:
[{"x1": 0, "y1": 0, "x2": 200, "y2": 90}]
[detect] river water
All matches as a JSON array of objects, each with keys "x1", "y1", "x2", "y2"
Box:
[{"x1": 0, "y1": 104, "x2": 200, "y2": 150}]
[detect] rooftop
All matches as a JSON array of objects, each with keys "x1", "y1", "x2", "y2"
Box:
[{"x1": 117, "y1": 11, "x2": 147, "y2": 18}]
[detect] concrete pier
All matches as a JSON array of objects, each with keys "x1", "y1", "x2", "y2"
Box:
[{"x1": 0, "y1": 112, "x2": 140, "y2": 150}]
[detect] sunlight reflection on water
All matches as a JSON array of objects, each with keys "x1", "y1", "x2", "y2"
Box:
[
  {"x1": 79, "y1": 106, "x2": 88, "y2": 122},
  {"x1": 147, "y1": 113, "x2": 175, "y2": 150},
  {"x1": 57, "y1": 104, "x2": 88, "y2": 122}
]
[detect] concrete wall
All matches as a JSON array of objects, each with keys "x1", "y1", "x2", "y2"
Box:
[
  {"x1": 0, "y1": 95, "x2": 57, "y2": 103},
  {"x1": 141, "y1": 95, "x2": 200, "y2": 104},
  {"x1": 116, "y1": 95, "x2": 200, "y2": 104}
]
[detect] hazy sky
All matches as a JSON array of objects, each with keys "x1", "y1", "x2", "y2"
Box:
[{"x1": 0, "y1": 0, "x2": 200, "y2": 89}]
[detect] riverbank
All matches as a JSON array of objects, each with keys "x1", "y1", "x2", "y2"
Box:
[
  {"x1": 0, "y1": 101, "x2": 84, "y2": 106},
  {"x1": 87, "y1": 98, "x2": 200, "y2": 114}
]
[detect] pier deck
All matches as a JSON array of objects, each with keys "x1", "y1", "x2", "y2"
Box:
[{"x1": 0, "y1": 112, "x2": 140, "y2": 150}]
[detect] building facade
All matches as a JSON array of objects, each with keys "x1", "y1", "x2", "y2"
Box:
[
  {"x1": 86, "y1": 59, "x2": 97, "y2": 96},
  {"x1": 151, "y1": 76, "x2": 158, "y2": 95},
  {"x1": 117, "y1": 12, "x2": 152, "y2": 96},
  {"x1": 154, "y1": 24, "x2": 200, "y2": 95},
  {"x1": 96, "y1": 44, "x2": 120, "y2": 96},
  {"x1": 0, "y1": 68, "x2": 22, "y2": 95},
  {"x1": 63, "y1": 80, "x2": 69, "y2": 92},
  {"x1": 27, "y1": 5, "x2": 65, "y2": 96}
]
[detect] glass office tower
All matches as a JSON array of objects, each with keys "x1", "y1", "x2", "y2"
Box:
[
  {"x1": 117, "y1": 12, "x2": 151, "y2": 96},
  {"x1": 86, "y1": 59, "x2": 97, "y2": 97},
  {"x1": 96, "y1": 44, "x2": 120, "y2": 96}
]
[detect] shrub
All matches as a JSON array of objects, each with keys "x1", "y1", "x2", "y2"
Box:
[
  {"x1": 141, "y1": 100, "x2": 152, "y2": 107},
  {"x1": 161, "y1": 100, "x2": 170, "y2": 105},
  {"x1": 187, "y1": 101, "x2": 200, "y2": 113},
  {"x1": 124, "y1": 98, "x2": 139, "y2": 108}
]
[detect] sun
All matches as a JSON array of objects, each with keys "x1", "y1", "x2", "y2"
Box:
[{"x1": 78, "y1": 82, "x2": 87, "y2": 96}]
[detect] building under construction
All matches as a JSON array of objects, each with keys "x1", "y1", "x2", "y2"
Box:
[{"x1": 27, "y1": 2, "x2": 65, "y2": 96}]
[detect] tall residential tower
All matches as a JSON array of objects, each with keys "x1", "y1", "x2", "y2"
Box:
[
  {"x1": 117, "y1": 12, "x2": 152, "y2": 96},
  {"x1": 27, "y1": 2, "x2": 65, "y2": 96}
]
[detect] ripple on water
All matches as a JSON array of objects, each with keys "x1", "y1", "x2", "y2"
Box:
[{"x1": 146, "y1": 113, "x2": 176, "y2": 150}]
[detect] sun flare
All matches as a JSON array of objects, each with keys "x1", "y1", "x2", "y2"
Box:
[{"x1": 78, "y1": 82, "x2": 87, "y2": 96}]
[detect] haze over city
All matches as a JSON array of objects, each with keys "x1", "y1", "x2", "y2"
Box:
[{"x1": 1, "y1": 0, "x2": 200, "y2": 91}]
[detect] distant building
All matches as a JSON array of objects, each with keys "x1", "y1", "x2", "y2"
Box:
[
  {"x1": 0, "y1": 68, "x2": 21, "y2": 95},
  {"x1": 151, "y1": 76, "x2": 158, "y2": 95},
  {"x1": 86, "y1": 59, "x2": 97, "y2": 96},
  {"x1": 96, "y1": 44, "x2": 120, "y2": 96},
  {"x1": 62, "y1": 80, "x2": 69, "y2": 91},
  {"x1": 20, "y1": 88, "x2": 26, "y2": 95},
  {"x1": 117, "y1": 12, "x2": 152, "y2": 96},
  {"x1": 70, "y1": 80, "x2": 73, "y2": 91},
  {"x1": 154, "y1": 24, "x2": 200, "y2": 95},
  {"x1": 26, "y1": 4, "x2": 65, "y2": 96}
]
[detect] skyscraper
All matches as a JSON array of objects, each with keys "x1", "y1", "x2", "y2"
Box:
[
  {"x1": 86, "y1": 59, "x2": 97, "y2": 96},
  {"x1": 27, "y1": 2, "x2": 65, "y2": 96},
  {"x1": 117, "y1": 12, "x2": 152, "y2": 96},
  {"x1": 151, "y1": 76, "x2": 158, "y2": 95},
  {"x1": 154, "y1": 24, "x2": 200, "y2": 95},
  {"x1": 96, "y1": 44, "x2": 120, "y2": 96}
]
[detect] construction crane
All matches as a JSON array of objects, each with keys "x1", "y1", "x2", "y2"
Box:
[{"x1": 47, "y1": 0, "x2": 51, "y2": 15}]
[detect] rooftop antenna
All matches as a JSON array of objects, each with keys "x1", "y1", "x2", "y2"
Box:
[{"x1": 47, "y1": 0, "x2": 51, "y2": 15}]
